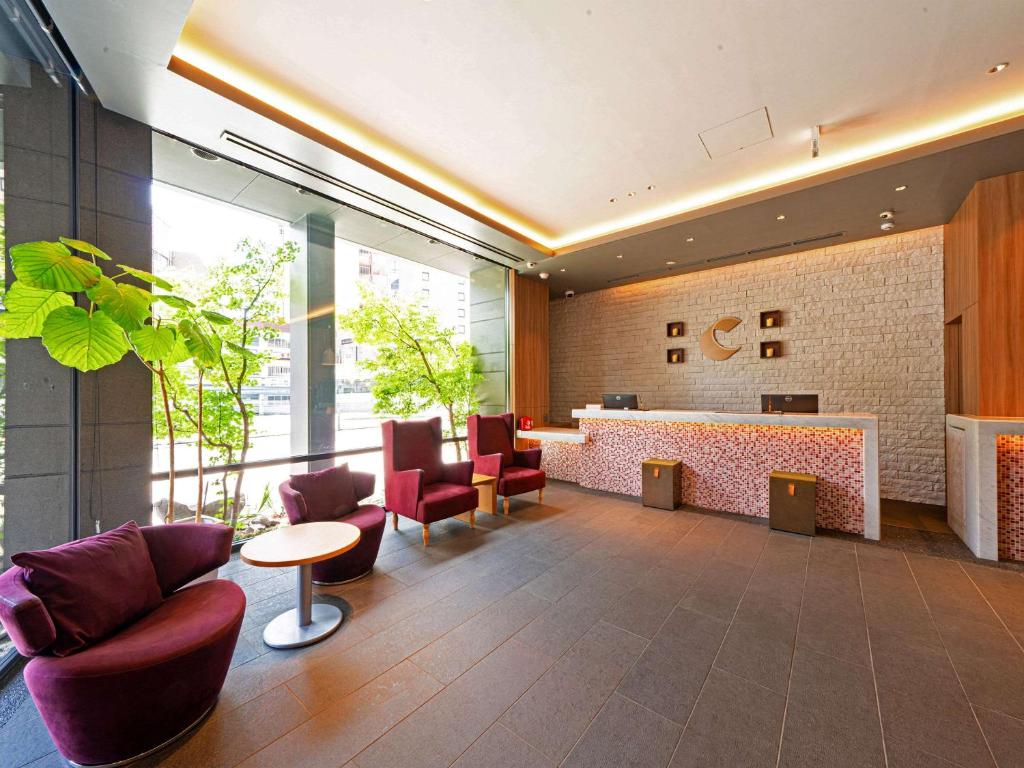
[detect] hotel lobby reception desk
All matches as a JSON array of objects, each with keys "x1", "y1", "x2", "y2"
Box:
[{"x1": 523, "y1": 409, "x2": 880, "y2": 540}]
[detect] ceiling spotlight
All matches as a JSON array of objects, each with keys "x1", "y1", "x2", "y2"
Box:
[
  {"x1": 879, "y1": 209, "x2": 895, "y2": 220},
  {"x1": 776, "y1": 214, "x2": 786, "y2": 221},
  {"x1": 616, "y1": 253, "x2": 624, "y2": 259},
  {"x1": 627, "y1": 191, "x2": 636, "y2": 198},
  {"x1": 526, "y1": 261, "x2": 537, "y2": 268},
  {"x1": 894, "y1": 185, "x2": 907, "y2": 192},
  {"x1": 538, "y1": 272, "x2": 550, "y2": 280},
  {"x1": 646, "y1": 184, "x2": 656, "y2": 191},
  {"x1": 666, "y1": 260, "x2": 676, "y2": 266},
  {"x1": 988, "y1": 62, "x2": 1009, "y2": 74},
  {"x1": 559, "y1": 268, "x2": 566, "y2": 272},
  {"x1": 881, "y1": 221, "x2": 896, "y2": 231},
  {"x1": 685, "y1": 237, "x2": 694, "y2": 243},
  {"x1": 190, "y1": 147, "x2": 220, "y2": 162},
  {"x1": 609, "y1": 197, "x2": 617, "y2": 203}
]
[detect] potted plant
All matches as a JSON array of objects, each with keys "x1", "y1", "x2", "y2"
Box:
[{"x1": 0, "y1": 237, "x2": 224, "y2": 524}]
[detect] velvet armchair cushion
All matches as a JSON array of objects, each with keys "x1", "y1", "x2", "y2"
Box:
[
  {"x1": 289, "y1": 464, "x2": 358, "y2": 522},
  {"x1": 11, "y1": 521, "x2": 163, "y2": 657},
  {"x1": 383, "y1": 417, "x2": 445, "y2": 484},
  {"x1": 470, "y1": 414, "x2": 515, "y2": 464}
]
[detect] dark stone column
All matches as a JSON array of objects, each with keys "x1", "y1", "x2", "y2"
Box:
[
  {"x1": 470, "y1": 264, "x2": 509, "y2": 415},
  {"x1": 289, "y1": 214, "x2": 336, "y2": 469},
  {"x1": 75, "y1": 102, "x2": 153, "y2": 536}
]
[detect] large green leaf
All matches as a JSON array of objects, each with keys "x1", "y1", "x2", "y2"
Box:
[
  {"x1": 200, "y1": 309, "x2": 232, "y2": 326},
  {"x1": 179, "y1": 318, "x2": 221, "y2": 367},
  {"x1": 10, "y1": 241, "x2": 103, "y2": 291},
  {"x1": 87, "y1": 277, "x2": 153, "y2": 330},
  {"x1": 59, "y1": 237, "x2": 111, "y2": 261},
  {"x1": 129, "y1": 325, "x2": 178, "y2": 362},
  {"x1": 0, "y1": 281, "x2": 75, "y2": 338},
  {"x1": 117, "y1": 264, "x2": 173, "y2": 291},
  {"x1": 153, "y1": 294, "x2": 195, "y2": 310},
  {"x1": 40, "y1": 306, "x2": 130, "y2": 371},
  {"x1": 224, "y1": 339, "x2": 259, "y2": 361}
]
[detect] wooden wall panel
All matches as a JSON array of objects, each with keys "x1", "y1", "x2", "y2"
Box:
[
  {"x1": 977, "y1": 171, "x2": 1024, "y2": 416},
  {"x1": 510, "y1": 272, "x2": 549, "y2": 426},
  {"x1": 943, "y1": 170, "x2": 1024, "y2": 417},
  {"x1": 943, "y1": 186, "x2": 979, "y2": 322}
]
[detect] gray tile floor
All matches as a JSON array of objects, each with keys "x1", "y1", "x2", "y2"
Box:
[{"x1": 5, "y1": 482, "x2": 1024, "y2": 767}]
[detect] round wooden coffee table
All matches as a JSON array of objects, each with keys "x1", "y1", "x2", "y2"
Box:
[{"x1": 240, "y1": 521, "x2": 361, "y2": 649}]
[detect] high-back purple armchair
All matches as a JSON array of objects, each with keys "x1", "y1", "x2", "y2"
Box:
[
  {"x1": 0, "y1": 522, "x2": 244, "y2": 767},
  {"x1": 279, "y1": 464, "x2": 386, "y2": 584},
  {"x1": 382, "y1": 416, "x2": 478, "y2": 545},
  {"x1": 468, "y1": 412, "x2": 546, "y2": 515}
]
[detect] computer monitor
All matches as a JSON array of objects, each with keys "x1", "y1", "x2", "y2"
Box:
[
  {"x1": 760, "y1": 394, "x2": 819, "y2": 414},
  {"x1": 602, "y1": 393, "x2": 640, "y2": 410}
]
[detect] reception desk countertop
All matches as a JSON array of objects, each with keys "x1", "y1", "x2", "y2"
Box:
[
  {"x1": 570, "y1": 408, "x2": 878, "y2": 430},
  {"x1": 526, "y1": 408, "x2": 879, "y2": 540}
]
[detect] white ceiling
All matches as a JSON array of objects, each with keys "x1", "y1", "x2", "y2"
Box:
[{"x1": 175, "y1": 0, "x2": 1024, "y2": 248}]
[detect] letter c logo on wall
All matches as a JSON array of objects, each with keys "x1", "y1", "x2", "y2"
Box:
[{"x1": 699, "y1": 316, "x2": 742, "y2": 361}]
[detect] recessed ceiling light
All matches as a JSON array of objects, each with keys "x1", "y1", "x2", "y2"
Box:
[
  {"x1": 526, "y1": 261, "x2": 537, "y2": 268},
  {"x1": 616, "y1": 253, "x2": 623, "y2": 259},
  {"x1": 627, "y1": 191, "x2": 636, "y2": 198},
  {"x1": 190, "y1": 146, "x2": 220, "y2": 162},
  {"x1": 666, "y1": 261, "x2": 676, "y2": 266},
  {"x1": 559, "y1": 268, "x2": 566, "y2": 272},
  {"x1": 776, "y1": 214, "x2": 786, "y2": 221},
  {"x1": 647, "y1": 185, "x2": 656, "y2": 191},
  {"x1": 685, "y1": 237, "x2": 694, "y2": 243},
  {"x1": 894, "y1": 185, "x2": 907, "y2": 192},
  {"x1": 538, "y1": 272, "x2": 550, "y2": 279},
  {"x1": 988, "y1": 62, "x2": 1010, "y2": 74}
]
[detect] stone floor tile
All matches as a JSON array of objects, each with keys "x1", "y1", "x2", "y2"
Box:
[{"x1": 563, "y1": 693, "x2": 681, "y2": 768}]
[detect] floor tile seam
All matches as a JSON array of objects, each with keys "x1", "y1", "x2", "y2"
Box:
[
  {"x1": 348, "y1": 630, "x2": 566, "y2": 768},
  {"x1": 213, "y1": 683, "x2": 317, "y2": 768},
  {"x1": 774, "y1": 539, "x2": 812, "y2": 768},
  {"x1": 856, "y1": 545, "x2": 892, "y2": 768},
  {"x1": 956, "y1": 560, "x2": 1024, "y2": 659},
  {"x1": 901, "y1": 550, "x2": 1000, "y2": 768},
  {"x1": 664, "y1": 525, "x2": 773, "y2": 768},
  {"x1": 495, "y1": 519, "x2": 725, "y2": 768},
  {"x1": 405, "y1": 655, "x2": 449, "y2": 688},
  {"x1": 613, "y1": 689, "x2": 688, "y2": 729}
]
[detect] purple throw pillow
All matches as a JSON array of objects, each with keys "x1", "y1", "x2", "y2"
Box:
[
  {"x1": 289, "y1": 464, "x2": 358, "y2": 522},
  {"x1": 12, "y1": 521, "x2": 163, "y2": 657}
]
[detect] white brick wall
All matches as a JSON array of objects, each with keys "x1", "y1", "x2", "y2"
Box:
[{"x1": 549, "y1": 227, "x2": 946, "y2": 505}]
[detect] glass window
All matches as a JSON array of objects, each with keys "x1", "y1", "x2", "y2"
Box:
[{"x1": 151, "y1": 134, "x2": 509, "y2": 540}]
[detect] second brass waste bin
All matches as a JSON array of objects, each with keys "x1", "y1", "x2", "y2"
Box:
[
  {"x1": 642, "y1": 459, "x2": 682, "y2": 510},
  {"x1": 769, "y1": 471, "x2": 817, "y2": 536}
]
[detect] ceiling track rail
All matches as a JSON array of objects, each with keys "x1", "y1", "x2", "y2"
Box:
[{"x1": 221, "y1": 131, "x2": 524, "y2": 265}]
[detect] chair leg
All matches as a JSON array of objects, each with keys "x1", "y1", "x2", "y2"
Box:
[
  {"x1": 392, "y1": 511, "x2": 398, "y2": 531},
  {"x1": 503, "y1": 497, "x2": 510, "y2": 516},
  {"x1": 538, "y1": 488, "x2": 544, "y2": 504},
  {"x1": 422, "y1": 524, "x2": 430, "y2": 546},
  {"x1": 469, "y1": 509, "x2": 476, "y2": 529}
]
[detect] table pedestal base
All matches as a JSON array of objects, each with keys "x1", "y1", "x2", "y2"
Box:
[
  {"x1": 263, "y1": 603, "x2": 342, "y2": 649},
  {"x1": 263, "y1": 562, "x2": 343, "y2": 649}
]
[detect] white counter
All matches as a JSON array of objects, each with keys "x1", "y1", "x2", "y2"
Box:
[
  {"x1": 532, "y1": 408, "x2": 880, "y2": 539},
  {"x1": 945, "y1": 414, "x2": 1024, "y2": 560},
  {"x1": 570, "y1": 408, "x2": 878, "y2": 431}
]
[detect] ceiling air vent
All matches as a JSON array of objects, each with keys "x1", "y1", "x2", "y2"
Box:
[{"x1": 706, "y1": 231, "x2": 845, "y2": 264}]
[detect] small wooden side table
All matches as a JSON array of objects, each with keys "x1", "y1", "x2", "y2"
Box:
[
  {"x1": 472, "y1": 473, "x2": 498, "y2": 515},
  {"x1": 240, "y1": 521, "x2": 361, "y2": 649}
]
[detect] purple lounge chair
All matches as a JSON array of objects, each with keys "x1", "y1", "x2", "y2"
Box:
[{"x1": 0, "y1": 522, "x2": 244, "y2": 767}]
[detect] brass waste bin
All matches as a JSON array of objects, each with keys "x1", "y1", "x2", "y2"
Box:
[
  {"x1": 769, "y1": 471, "x2": 817, "y2": 536},
  {"x1": 642, "y1": 459, "x2": 682, "y2": 510}
]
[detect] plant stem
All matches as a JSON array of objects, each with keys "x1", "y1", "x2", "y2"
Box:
[
  {"x1": 196, "y1": 368, "x2": 204, "y2": 523},
  {"x1": 157, "y1": 364, "x2": 175, "y2": 523}
]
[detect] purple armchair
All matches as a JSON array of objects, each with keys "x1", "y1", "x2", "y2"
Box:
[
  {"x1": 0, "y1": 523, "x2": 244, "y2": 767},
  {"x1": 468, "y1": 413, "x2": 546, "y2": 515},
  {"x1": 279, "y1": 464, "x2": 386, "y2": 584},
  {"x1": 382, "y1": 417, "x2": 479, "y2": 545}
]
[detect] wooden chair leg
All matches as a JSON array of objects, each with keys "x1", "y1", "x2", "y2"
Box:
[
  {"x1": 392, "y1": 511, "x2": 399, "y2": 530},
  {"x1": 469, "y1": 509, "x2": 476, "y2": 529},
  {"x1": 538, "y1": 488, "x2": 544, "y2": 504},
  {"x1": 503, "y1": 497, "x2": 510, "y2": 516},
  {"x1": 422, "y1": 524, "x2": 430, "y2": 546}
]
